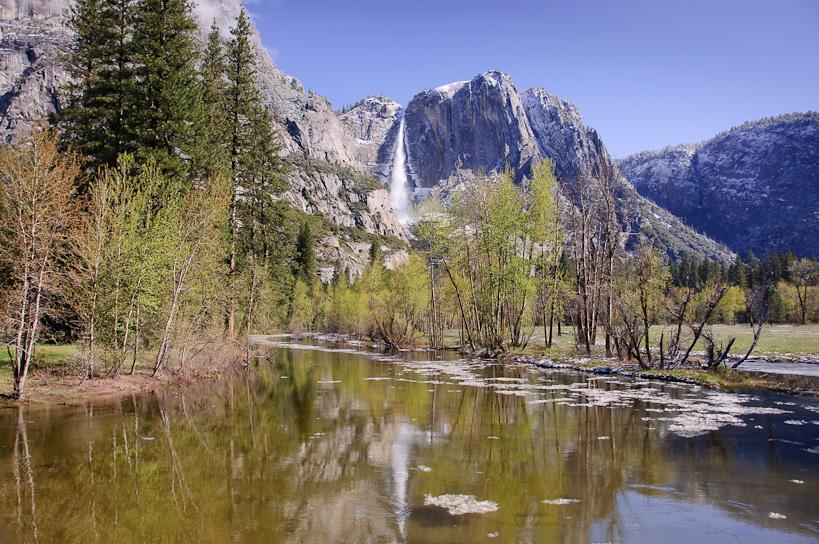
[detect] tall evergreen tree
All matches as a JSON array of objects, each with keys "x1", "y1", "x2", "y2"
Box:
[
  {"x1": 294, "y1": 221, "x2": 316, "y2": 287},
  {"x1": 62, "y1": 0, "x2": 138, "y2": 170},
  {"x1": 223, "y1": 8, "x2": 290, "y2": 338},
  {"x1": 198, "y1": 20, "x2": 230, "y2": 180},
  {"x1": 131, "y1": 0, "x2": 203, "y2": 180}
]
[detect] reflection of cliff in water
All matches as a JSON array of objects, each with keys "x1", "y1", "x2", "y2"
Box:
[{"x1": 0, "y1": 342, "x2": 816, "y2": 543}]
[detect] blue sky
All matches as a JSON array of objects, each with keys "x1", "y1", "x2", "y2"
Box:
[{"x1": 246, "y1": 0, "x2": 818, "y2": 158}]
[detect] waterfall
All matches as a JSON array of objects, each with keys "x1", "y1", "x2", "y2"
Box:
[{"x1": 389, "y1": 116, "x2": 411, "y2": 224}]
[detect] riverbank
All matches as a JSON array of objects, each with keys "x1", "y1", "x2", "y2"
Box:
[
  {"x1": 507, "y1": 354, "x2": 819, "y2": 396},
  {"x1": 4, "y1": 327, "x2": 819, "y2": 406},
  {"x1": 0, "y1": 369, "x2": 166, "y2": 406},
  {"x1": 0, "y1": 344, "x2": 245, "y2": 407}
]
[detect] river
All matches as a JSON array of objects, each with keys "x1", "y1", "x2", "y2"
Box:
[{"x1": 1, "y1": 339, "x2": 817, "y2": 543}]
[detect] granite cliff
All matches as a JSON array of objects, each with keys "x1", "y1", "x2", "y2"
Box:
[
  {"x1": 341, "y1": 71, "x2": 733, "y2": 261},
  {"x1": 9, "y1": 0, "x2": 810, "y2": 267},
  {"x1": 0, "y1": 0, "x2": 72, "y2": 137},
  {"x1": 0, "y1": 0, "x2": 407, "y2": 280},
  {"x1": 618, "y1": 113, "x2": 819, "y2": 257}
]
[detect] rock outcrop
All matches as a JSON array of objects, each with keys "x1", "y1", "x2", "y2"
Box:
[
  {"x1": 8, "y1": 1, "x2": 794, "y2": 268},
  {"x1": 522, "y1": 88, "x2": 610, "y2": 184},
  {"x1": 403, "y1": 71, "x2": 540, "y2": 189},
  {"x1": 338, "y1": 95, "x2": 402, "y2": 180},
  {"x1": 349, "y1": 71, "x2": 733, "y2": 261},
  {"x1": 0, "y1": 0, "x2": 72, "y2": 140},
  {"x1": 618, "y1": 113, "x2": 819, "y2": 257},
  {"x1": 0, "y1": 0, "x2": 407, "y2": 278}
]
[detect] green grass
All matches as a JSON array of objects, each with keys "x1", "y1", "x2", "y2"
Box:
[
  {"x1": 0, "y1": 344, "x2": 79, "y2": 370},
  {"x1": 437, "y1": 323, "x2": 819, "y2": 361},
  {"x1": 650, "y1": 324, "x2": 819, "y2": 358}
]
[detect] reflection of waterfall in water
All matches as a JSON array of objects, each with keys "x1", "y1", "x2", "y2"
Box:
[
  {"x1": 391, "y1": 422, "x2": 421, "y2": 540},
  {"x1": 389, "y1": 116, "x2": 411, "y2": 224}
]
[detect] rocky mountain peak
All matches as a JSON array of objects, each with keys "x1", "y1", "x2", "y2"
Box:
[
  {"x1": 404, "y1": 70, "x2": 540, "y2": 189},
  {"x1": 521, "y1": 87, "x2": 611, "y2": 185},
  {"x1": 0, "y1": 0, "x2": 408, "y2": 278},
  {"x1": 339, "y1": 95, "x2": 402, "y2": 180}
]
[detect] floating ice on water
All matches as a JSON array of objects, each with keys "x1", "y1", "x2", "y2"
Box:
[
  {"x1": 495, "y1": 390, "x2": 528, "y2": 396},
  {"x1": 769, "y1": 512, "x2": 787, "y2": 519},
  {"x1": 541, "y1": 498, "x2": 580, "y2": 505},
  {"x1": 784, "y1": 420, "x2": 808, "y2": 425},
  {"x1": 424, "y1": 494, "x2": 499, "y2": 515},
  {"x1": 668, "y1": 412, "x2": 746, "y2": 438}
]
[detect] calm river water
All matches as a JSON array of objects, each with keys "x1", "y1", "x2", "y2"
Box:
[{"x1": 1, "y1": 339, "x2": 818, "y2": 543}]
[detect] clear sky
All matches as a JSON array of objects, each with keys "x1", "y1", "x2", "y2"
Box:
[{"x1": 244, "y1": 0, "x2": 819, "y2": 158}]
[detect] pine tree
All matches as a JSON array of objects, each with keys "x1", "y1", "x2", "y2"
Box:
[
  {"x1": 131, "y1": 0, "x2": 203, "y2": 181},
  {"x1": 224, "y1": 8, "x2": 256, "y2": 339},
  {"x1": 62, "y1": 0, "x2": 138, "y2": 170},
  {"x1": 294, "y1": 221, "x2": 316, "y2": 286},
  {"x1": 197, "y1": 20, "x2": 230, "y2": 180},
  {"x1": 223, "y1": 8, "x2": 290, "y2": 338}
]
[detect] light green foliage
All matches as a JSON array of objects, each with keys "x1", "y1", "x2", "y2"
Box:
[
  {"x1": 415, "y1": 169, "x2": 540, "y2": 351},
  {"x1": 324, "y1": 271, "x2": 366, "y2": 336},
  {"x1": 152, "y1": 172, "x2": 230, "y2": 373},
  {"x1": 0, "y1": 129, "x2": 81, "y2": 397},
  {"x1": 528, "y1": 159, "x2": 569, "y2": 346},
  {"x1": 288, "y1": 278, "x2": 311, "y2": 332},
  {"x1": 612, "y1": 246, "x2": 669, "y2": 367},
  {"x1": 369, "y1": 253, "x2": 428, "y2": 346},
  {"x1": 714, "y1": 285, "x2": 746, "y2": 324},
  {"x1": 412, "y1": 199, "x2": 450, "y2": 348},
  {"x1": 787, "y1": 258, "x2": 819, "y2": 324},
  {"x1": 77, "y1": 156, "x2": 230, "y2": 376}
]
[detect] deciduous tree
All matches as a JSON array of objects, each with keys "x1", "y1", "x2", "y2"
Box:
[{"x1": 0, "y1": 130, "x2": 80, "y2": 397}]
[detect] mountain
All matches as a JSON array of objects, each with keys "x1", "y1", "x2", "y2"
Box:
[
  {"x1": 342, "y1": 71, "x2": 733, "y2": 262},
  {"x1": 0, "y1": 0, "x2": 72, "y2": 137},
  {"x1": 338, "y1": 95, "x2": 402, "y2": 181},
  {"x1": 618, "y1": 113, "x2": 819, "y2": 257},
  {"x1": 0, "y1": 1, "x2": 748, "y2": 266},
  {"x1": 0, "y1": 0, "x2": 407, "y2": 280},
  {"x1": 403, "y1": 72, "x2": 540, "y2": 188}
]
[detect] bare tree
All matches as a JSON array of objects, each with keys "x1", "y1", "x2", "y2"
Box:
[
  {"x1": 611, "y1": 246, "x2": 669, "y2": 368},
  {"x1": 789, "y1": 258, "x2": 819, "y2": 325},
  {"x1": 565, "y1": 163, "x2": 622, "y2": 356},
  {"x1": 0, "y1": 129, "x2": 80, "y2": 398}
]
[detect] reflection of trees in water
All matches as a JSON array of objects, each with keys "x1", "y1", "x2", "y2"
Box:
[
  {"x1": 0, "y1": 349, "x2": 816, "y2": 543},
  {"x1": 11, "y1": 408, "x2": 38, "y2": 543}
]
